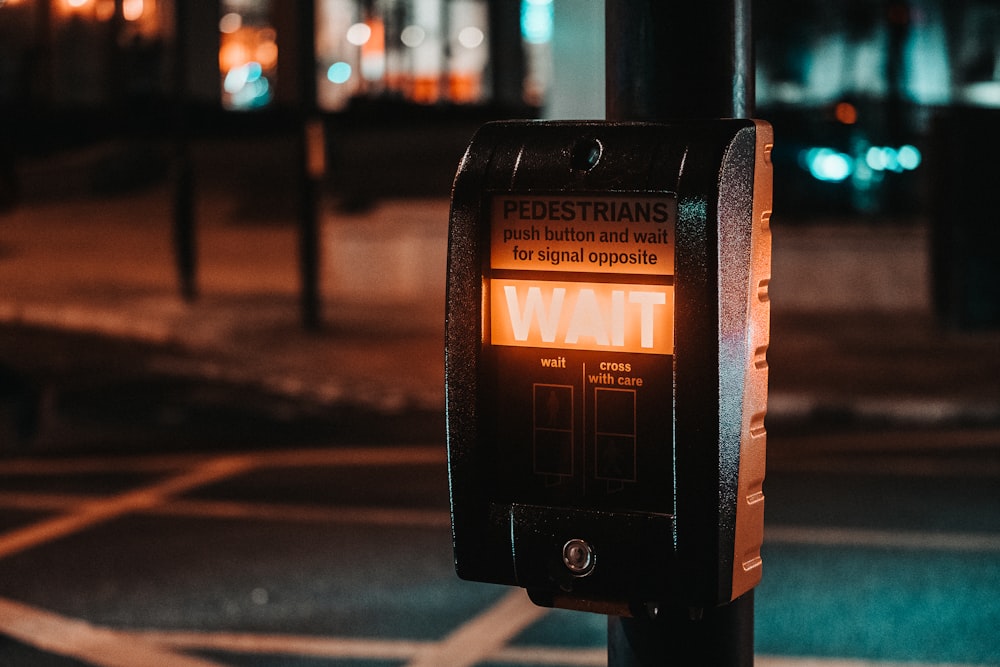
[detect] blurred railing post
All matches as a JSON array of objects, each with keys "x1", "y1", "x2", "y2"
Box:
[
  {"x1": 605, "y1": 1, "x2": 755, "y2": 665},
  {"x1": 488, "y1": 0, "x2": 525, "y2": 112},
  {"x1": 171, "y1": 0, "x2": 197, "y2": 302},
  {"x1": 297, "y1": 0, "x2": 322, "y2": 330}
]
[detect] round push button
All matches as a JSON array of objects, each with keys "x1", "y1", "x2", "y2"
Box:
[{"x1": 562, "y1": 538, "x2": 596, "y2": 576}]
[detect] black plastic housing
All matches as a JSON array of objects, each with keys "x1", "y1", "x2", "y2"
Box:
[{"x1": 446, "y1": 120, "x2": 772, "y2": 614}]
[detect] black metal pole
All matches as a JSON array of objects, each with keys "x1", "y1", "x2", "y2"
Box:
[
  {"x1": 171, "y1": 0, "x2": 197, "y2": 302},
  {"x1": 297, "y1": 0, "x2": 322, "y2": 330},
  {"x1": 609, "y1": 592, "x2": 754, "y2": 666},
  {"x1": 605, "y1": 0, "x2": 753, "y2": 121},
  {"x1": 605, "y1": 1, "x2": 755, "y2": 665}
]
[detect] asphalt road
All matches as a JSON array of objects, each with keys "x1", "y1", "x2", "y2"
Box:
[{"x1": 0, "y1": 328, "x2": 999, "y2": 666}]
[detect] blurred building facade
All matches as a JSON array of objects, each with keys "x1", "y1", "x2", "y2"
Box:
[
  {"x1": 3, "y1": 0, "x2": 1000, "y2": 216},
  {"x1": 755, "y1": 0, "x2": 1000, "y2": 217},
  {"x1": 0, "y1": 0, "x2": 544, "y2": 113},
  {"x1": 0, "y1": 0, "x2": 171, "y2": 109},
  {"x1": 3, "y1": 1, "x2": 999, "y2": 111}
]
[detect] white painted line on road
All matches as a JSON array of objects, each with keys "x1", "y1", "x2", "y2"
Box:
[
  {"x1": 148, "y1": 628, "x2": 606, "y2": 665},
  {"x1": 494, "y1": 647, "x2": 972, "y2": 667},
  {"x1": 769, "y1": 426, "x2": 1000, "y2": 459},
  {"x1": 5, "y1": 487, "x2": 1000, "y2": 553},
  {"x1": 0, "y1": 455, "x2": 254, "y2": 559},
  {"x1": 768, "y1": 392, "x2": 1000, "y2": 427},
  {"x1": 405, "y1": 588, "x2": 550, "y2": 667},
  {"x1": 756, "y1": 658, "x2": 996, "y2": 667},
  {"x1": 0, "y1": 445, "x2": 445, "y2": 475},
  {"x1": 0, "y1": 492, "x2": 91, "y2": 511},
  {"x1": 0, "y1": 598, "x2": 988, "y2": 667},
  {"x1": 137, "y1": 629, "x2": 433, "y2": 660},
  {"x1": 769, "y1": 457, "x2": 1000, "y2": 478},
  {"x1": 0, "y1": 596, "x2": 225, "y2": 667},
  {"x1": 121, "y1": 627, "x2": 1000, "y2": 667},
  {"x1": 496, "y1": 647, "x2": 972, "y2": 667},
  {"x1": 0, "y1": 491, "x2": 454, "y2": 528},
  {"x1": 767, "y1": 525, "x2": 1000, "y2": 553},
  {"x1": 0, "y1": 445, "x2": 451, "y2": 557},
  {"x1": 154, "y1": 498, "x2": 453, "y2": 528},
  {"x1": 249, "y1": 445, "x2": 446, "y2": 468},
  {"x1": 0, "y1": 455, "x2": 198, "y2": 475},
  {"x1": 493, "y1": 645, "x2": 606, "y2": 665}
]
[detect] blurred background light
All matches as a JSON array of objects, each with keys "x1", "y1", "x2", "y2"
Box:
[
  {"x1": 457, "y1": 26, "x2": 484, "y2": 49},
  {"x1": 223, "y1": 61, "x2": 262, "y2": 94},
  {"x1": 803, "y1": 147, "x2": 854, "y2": 182},
  {"x1": 122, "y1": 0, "x2": 144, "y2": 22},
  {"x1": 327, "y1": 61, "x2": 352, "y2": 84},
  {"x1": 834, "y1": 101, "x2": 858, "y2": 125},
  {"x1": 521, "y1": 0, "x2": 553, "y2": 45},
  {"x1": 961, "y1": 82, "x2": 1000, "y2": 107},
  {"x1": 400, "y1": 25, "x2": 425, "y2": 48},
  {"x1": 865, "y1": 146, "x2": 897, "y2": 172},
  {"x1": 346, "y1": 21, "x2": 371, "y2": 46},
  {"x1": 897, "y1": 144, "x2": 922, "y2": 170},
  {"x1": 864, "y1": 145, "x2": 922, "y2": 172},
  {"x1": 219, "y1": 12, "x2": 242, "y2": 34}
]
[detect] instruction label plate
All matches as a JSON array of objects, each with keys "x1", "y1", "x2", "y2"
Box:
[{"x1": 491, "y1": 195, "x2": 676, "y2": 275}]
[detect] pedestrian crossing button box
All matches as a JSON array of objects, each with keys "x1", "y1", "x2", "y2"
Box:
[{"x1": 446, "y1": 120, "x2": 773, "y2": 616}]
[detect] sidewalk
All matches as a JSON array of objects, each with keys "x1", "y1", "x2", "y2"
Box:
[
  {"x1": 0, "y1": 188, "x2": 446, "y2": 414},
  {"x1": 1, "y1": 184, "x2": 998, "y2": 427}
]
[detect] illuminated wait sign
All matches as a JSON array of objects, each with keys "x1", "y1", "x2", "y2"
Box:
[{"x1": 491, "y1": 279, "x2": 674, "y2": 354}]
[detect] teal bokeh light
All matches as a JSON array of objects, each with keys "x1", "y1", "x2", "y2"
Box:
[
  {"x1": 327, "y1": 61, "x2": 352, "y2": 85},
  {"x1": 521, "y1": 0, "x2": 554, "y2": 45}
]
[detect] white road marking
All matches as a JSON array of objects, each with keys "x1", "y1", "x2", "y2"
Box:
[
  {"x1": 756, "y1": 659, "x2": 996, "y2": 667},
  {"x1": 246, "y1": 445, "x2": 446, "y2": 468},
  {"x1": 146, "y1": 627, "x2": 608, "y2": 665},
  {"x1": 0, "y1": 596, "x2": 990, "y2": 667},
  {"x1": 766, "y1": 525, "x2": 1000, "y2": 553},
  {"x1": 492, "y1": 645, "x2": 607, "y2": 665},
  {"x1": 769, "y1": 456, "x2": 1000, "y2": 478},
  {"x1": 0, "y1": 445, "x2": 445, "y2": 475},
  {"x1": 1, "y1": 445, "x2": 997, "y2": 666},
  {"x1": 404, "y1": 588, "x2": 550, "y2": 667},
  {"x1": 0, "y1": 492, "x2": 94, "y2": 511},
  {"x1": 0, "y1": 597, "x2": 225, "y2": 667},
  {"x1": 136, "y1": 629, "x2": 433, "y2": 659},
  {"x1": 0, "y1": 455, "x2": 254, "y2": 559},
  {"x1": 2, "y1": 488, "x2": 999, "y2": 552},
  {"x1": 0, "y1": 491, "x2": 453, "y2": 527},
  {"x1": 155, "y1": 498, "x2": 454, "y2": 528}
]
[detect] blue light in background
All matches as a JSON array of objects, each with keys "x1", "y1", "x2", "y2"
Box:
[
  {"x1": 897, "y1": 145, "x2": 922, "y2": 171},
  {"x1": 327, "y1": 61, "x2": 352, "y2": 85},
  {"x1": 521, "y1": 0, "x2": 554, "y2": 45},
  {"x1": 223, "y1": 61, "x2": 272, "y2": 110},
  {"x1": 865, "y1": 146, "x2": 899, "y2": 172},
  {"x1": 803, "y1": 148, "x2": 853, "y2": 182},
  {"x1": 223, "y1": 61, "x2": 263, "y2": 94},
  {"x1": 864, "y1": 145, "x2": 922, "y2": 173},
  {"x1": 801, "y1": 144, "x2": 921, "y2": 183}
]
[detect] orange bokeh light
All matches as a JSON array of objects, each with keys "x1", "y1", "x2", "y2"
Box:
[{"x1": 834, "y1": 101, "x2": 858, "y2": 125}]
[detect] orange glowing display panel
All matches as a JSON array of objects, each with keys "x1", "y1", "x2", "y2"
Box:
[{"x1": 491, "y1": 278, "x2": 674, "y2": 355}]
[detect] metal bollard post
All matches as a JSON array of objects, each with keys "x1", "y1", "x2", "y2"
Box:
[
  {"x1": 171, "y1": 0, "x2": 197, "y2": 302},
  {"x1": 296, "y1": 0, "x2": 322, "y2": 330}
]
